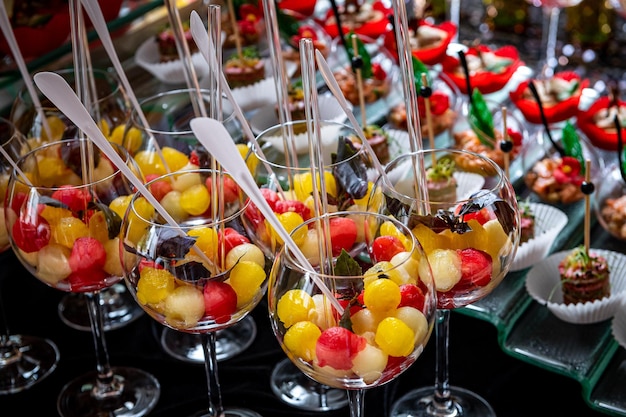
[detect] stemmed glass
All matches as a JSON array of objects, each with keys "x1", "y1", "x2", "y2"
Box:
[
  {"x1": 0, "y1": 117, "x2": 59, "y2": 394},
  {"x1": 9, "y1": 68, "x2": 142, "y2": 332},
  {"x1": 247, "y1": 120, "x2": 376, "y2": 411},
  {"x1": 525, "y1": 0, "x2": 583, "y2": 76},
  {"x1": 5, "y1": 138, "x2": 160, "y2": 416},
  {"x1": 374, "y1": 149, "x2": 520, "y2": 417},
  {"x1": 120, "y1": 168, "x2": 267, "y2": 417},
  {"x1": 268, "y1": 210, "x2": 437, "y2": 417},
  {"x1": 123, "y1": 87, "x2": 253, "y2": 363}
]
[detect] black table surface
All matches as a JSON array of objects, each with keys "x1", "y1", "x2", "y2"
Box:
[{"x1": 0, "y1": 248, "x2": 610, "y2": 417}]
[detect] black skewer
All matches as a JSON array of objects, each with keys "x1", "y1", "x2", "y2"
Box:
[
  {"x1": 528, "y1": 80, "x2": 566, "y2": 157},
  {"x1": 616, "y1": 114, "x2": 626, "y2": 184},
  {"x1": 458, "y1": 49, "x2": 473, "y2": 105},
  {"x1": 329, "y1": 0, "x2": 349, "y2": 59}
]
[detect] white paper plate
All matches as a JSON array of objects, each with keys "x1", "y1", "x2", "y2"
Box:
[
  {"x1": 526, "y1": 249, "x2": 626, "y2": 324},
  {"x1": 611, "y1": 297, "x2": 626, "y2": 349},
  {"x1": 510, "y1": 203, "x2": 568, "y2": 272},
  {"x1": 249, "y1": 93, "x2": 349, "y2": 135},
  {"x1": 135, "y1": 37, "x2": 210, "y2": 85}
]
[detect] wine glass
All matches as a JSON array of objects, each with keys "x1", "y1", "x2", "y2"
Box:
[
  {"x1": 9, "y1": 67, "x2": 143, "y2": 332},
  {"x1": 372, "y1": 149, "x2": 520, "y2": 417},
  {"x1": 5, "y1": 138, "x2": 160, "y2": 416},
  {"x1": 121, "y1": 168, "x2": 267, "y2": 417},
  {"x1": 246, "y1": 120, "x2": 377, "y2": 410},
  {"x1": 0, "y1": 117, "x2": 60, "y2": 394},
  {"x1": 268, "y1": 210, "x2": 437, "y2": 417},
  {"x1": 525, "y1": 0, "x2": 583, "y2": 77},
  {"x1": 123, "y1": 87, "x2": 253, "y2": 364}
]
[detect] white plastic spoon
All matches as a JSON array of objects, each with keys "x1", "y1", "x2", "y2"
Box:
[
  {"x1": 314, "y1": 49, "x2": 386, "y2": 177},
  {"x1": 189, "y1": 116, "x2": 344, "y2": 314},
  {"x1": 33, "y1": 71, "x2": 215, "y2": 267}
]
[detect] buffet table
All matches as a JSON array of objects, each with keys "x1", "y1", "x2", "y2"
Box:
[{"x1": 1, "y1": 0, "x2": 626, "y2": 416}]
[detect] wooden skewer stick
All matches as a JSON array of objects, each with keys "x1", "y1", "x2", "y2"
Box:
[
  {"x1": 584, "y1": 159, "x2": 592, "y2": 255},
  {"x1": 502, "y1": 106, "x2": 510, "y2": 180},
  {"x1": 351, "y1": 34, "x2": 368, "y2": 129},
  {"x1": 227, "y1": 0, "x2": 243, "y2": 60}
]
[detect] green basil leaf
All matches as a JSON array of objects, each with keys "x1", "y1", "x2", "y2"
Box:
[{"x1": 561, "y1": 121, "x2": 585, "y2": 174}]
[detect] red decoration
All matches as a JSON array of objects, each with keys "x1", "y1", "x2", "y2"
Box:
[
  {"x1": 509, "y1": 71, "x2": 588, "y2": 125},
  {"x1": 441, "y1": 45, "x2": 523, "y2": 95},
  {"x1": 383, "y1": 20, "x2": 456, "y2": 66},
  {"x1": 577, "y1": 96, "x2": 626, "y2": 151}
]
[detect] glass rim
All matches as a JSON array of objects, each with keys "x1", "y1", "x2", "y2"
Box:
[
  {"x1": 280, "y1": 209, "x2": 420, "y2": 280},
  {"x1": 131, "y1": 88, "x2": 237, "y2": 136},
  {"x1": 12, "y1": 137, "x2": 133, "y2": 191}
]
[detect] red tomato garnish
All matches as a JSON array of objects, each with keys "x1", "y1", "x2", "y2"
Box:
[{"x1": 203, "y1": 281, "x2": 238, "y2": 324}]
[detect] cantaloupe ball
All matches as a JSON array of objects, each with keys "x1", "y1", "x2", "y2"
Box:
[
  {"x1": 37, "y1": 243, "x2": 72, "y2": 285},
  {"x1": 160, "y1": 190, "x2": 188, "y2": 223},
  {"x1": 351, "y1": 308, "x2": 382, "y2": 336},
  {"x1": 298, "y1": 229, "x2": 321, "y2": 265},
  {"x1": 164, "y1": 285, "x2": 205, "y2": 329},
  {"x1": 351, "y1": 343, "x2": 388, "y2": 384},
  {"x1": 171, "y1": 170, "x2": 202, "y2": 192},
  {"x1": 390, "y1": 251, "x2": 419, "y2": 285},
  {"x1": 225, "y1": 243, "x2": 265, "y2": 270},
  {"x1": 103, "y1": 237, "x2": 126, "y2": 277},
  {"x1": 394, "y1": 306, "x2": 429, "y2": 344},
  {"x1": 311, "y1": 294, "x2": 337, "y2": 330}
]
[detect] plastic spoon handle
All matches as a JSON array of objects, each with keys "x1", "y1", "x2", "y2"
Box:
[
  {"x1": 315, "y1": 50, "x2": 386, "y2": 177},
  {"x1": 190, "y1": 117, "x2": 344, "y2": 314}
]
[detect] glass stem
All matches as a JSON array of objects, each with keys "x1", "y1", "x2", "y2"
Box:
[
  {"x1": 202, "y1": 332, "x2": 224, "y2": 417},
  {"x1": 431, "y1": 308, "x2": 456, "y2": 415},
  {"x1": 0, "y1": 278, "x2": 18, "y2": 365},
  {"x1": 84, "y1": 291, "x2": 121, "y2": 398},
  {"x1": 347, "y1": 389, "x2": 365, "y2": 417}
]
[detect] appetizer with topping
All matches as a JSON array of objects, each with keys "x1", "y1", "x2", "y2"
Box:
[
  {"x1": 441, "y1": 44, "x2": 524, "y2": 95},
  {"x1": 510, "y1": 71, "x2": 589, "y2": 125}
]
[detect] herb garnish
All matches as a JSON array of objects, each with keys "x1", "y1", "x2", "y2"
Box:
[
  {"x1": 468, "y1": 88, "x2": 496, "y2": 147},
  {"x1": 561, "y1": 121, "x2": 585, "y2": 174}
]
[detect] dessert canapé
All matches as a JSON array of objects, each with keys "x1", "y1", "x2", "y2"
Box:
[
  {"x1": 224, "y1": 47, "x2": 265, "y2": 88},
  {"x1": 323, "y1": 0, "x2": 391, "y2": 39},
  {"x1": 156, "y1": 22, "x2": 198, "y2": 62},
  {"x1": 347, "y1": 124, "x2": 390, "y2": 164},
  {"x1": 518, "y1": 198, "x2": 535, "y2": 244},
  {"x1": 221, "y1": 0, "x2": 263, "y2": 49},
  {"x1": 558, "y1": 245, "x2": 610, "y2": 305},
  {"x1": 426, "y1": 155, "x2": 457, "y2": 205}
]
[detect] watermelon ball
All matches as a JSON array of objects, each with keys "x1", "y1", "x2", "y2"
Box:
[
  {"x1": 315, "y1": 326, "x2": 367, "y2": 370},
  {"x1": 203, "y1": 280, "x2": 237, "y2": 324}
]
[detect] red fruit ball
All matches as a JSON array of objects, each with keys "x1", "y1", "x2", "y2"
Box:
[
  {"x1": 371, "y1": 235, "x2": 405, "y2": 262},
  {"x1": 315, "y1": 326, "x2": 366, "y2": 370},
  {"x1": 51, "y1": 185, "x2": 92, "y2": 212},
  {"x1": 67, "y1": 268, "x2": 108, "y2": 292},
  {"x1": 328, "y1": 217, "x2": 357, "y2": 256},
  {"x1": 12, "y1": 215, "x2": 51, "y2": 253},
  {"x1": 203, "y1": 280, "x2": 238, "y2": 324},
  {"x1": 458, "y1": 248, "x2": 492, "y2": 287},
  {"x1": 68, "y1": 237, "x2": 107, "y2": 273},
  {"x1": 205, "y1": 176, "x2": 240, "y2": 204},
  {"x1": 399, "y1": 283, "x2": 425, "y2": 311}
]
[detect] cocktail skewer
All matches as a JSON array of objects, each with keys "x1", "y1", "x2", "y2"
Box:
[
  {"x1": 502, "y1": 106, "x2": 510, "y2": 179},
  {"x1": 582, "y1": 159, "x2": 593, "y2": 255},
  {"x1": 80, "y1": 0, "x2": 172, "y2": 174},
  {"x1": 349, "y1": 34, "x2": 368, "y2": 128},
  {"x1": 33, "y1": 72, "x2": 217, "y2": 271},
  {"x1": 0, "y1": 2, "x2": 52, "y2": 140},
  {"x1": 190, "y1": 117, "x2": 345, "y2": 314}
]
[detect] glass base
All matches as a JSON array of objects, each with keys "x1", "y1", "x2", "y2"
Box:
[
  {"x1": 390, "y1": 385, "x2": 496, "y2": 417},
  {"x1": 58, "y1": 284, "x2": 144, "y2": 332},
  {"x1": 192, "y1": 407, "x2": 263, "y2": 417},
  {"x1": 270, "y1": 357, "x2": 348, "y2": 411},
  {"x1": 0, "y1": 334, "x2": 60, "y2": 394},
  {"x1": 160, "y1": 315, "x2": 257, "y2": 363},
  {"x1": 57, "y1": 366, "x2": 160, "y2": 417}
]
